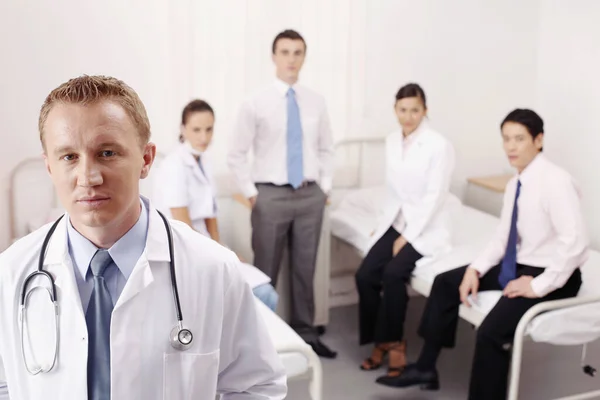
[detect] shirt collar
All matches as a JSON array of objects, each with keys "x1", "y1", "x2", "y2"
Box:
[
  {"x1": 517, "y1": 152, "x2": 545, "y2": 186},
  {"x1": 402, "y1": 119, "x2": 428, "y2": 143},
  {"x1": 274, "y1": 77, "x2": 298, "y2": 97},
  {"x1": 67, "y1": 198, "x2": 149, "y2": 281}
]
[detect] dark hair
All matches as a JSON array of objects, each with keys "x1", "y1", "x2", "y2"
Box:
[
  {"x1": 395, "y1": 83, "x2": 427, "y2": 109},
  {"x1": 272, "y1": 29, "x2": 306, "y2": 54},
  {"x1": 179, "y1": 99, "x2": 214, "y2": 142},
  {"x1": 500, "y1": 108, "x2": 544, "y2": 151}
]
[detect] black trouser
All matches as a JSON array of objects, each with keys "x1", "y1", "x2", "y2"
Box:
[
  {"x1": 418, "y1": 263, "x2": 582, "y2": 400},
  {"x1": 355, "y1": 227, "x2": 423, "y2": 345}
]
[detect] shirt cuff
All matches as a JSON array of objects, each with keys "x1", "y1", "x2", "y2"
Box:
[
  {"x1": 320, "y1": 177, "x2": 333, "y2": 194},
  {"x1": 470, "y1": 259, "x2": 495, "y2": 277},
  {"x1": 530, "y1": 276, "x2": 550, "y2": 298},
  {"x1": 241, "y1": 183, "x2": 258, "y2": 199}
]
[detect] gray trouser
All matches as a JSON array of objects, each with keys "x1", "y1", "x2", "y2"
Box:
[{"x1": 251, "y1": 182, "x2": 326, "y2": 339}]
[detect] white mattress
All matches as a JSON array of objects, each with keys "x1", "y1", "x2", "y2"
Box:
[
  {"x1": 255, "y1": 298, "x2": 311, "y2": 378},
  {"x1": 331, "y1": 187, "x2": 600, "y2": 346}
]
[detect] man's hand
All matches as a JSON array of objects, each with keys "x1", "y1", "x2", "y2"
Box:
[
  {"x1": 459, "y1": 267, "x2": 480, "y2": 307},
  {"x1": 503, "y1": 276, "x2": 537, "y2": 298},
  {"x1": 392, "y1": 236, "x2": 408, "y2": 257}
]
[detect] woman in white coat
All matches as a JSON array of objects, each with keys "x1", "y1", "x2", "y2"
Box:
[
  {"x1": 355, "y1": 83, "x2": 455, "y2": 381},
  {"x1": 154, "y1": 100, "x2": 279, "y2": 311}
]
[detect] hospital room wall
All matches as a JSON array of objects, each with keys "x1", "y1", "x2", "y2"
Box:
[
  {"x1": 0, "y1": 0, "x2": 541, "y2": 250},
  {"x1": 363, "y1": 0, "x2": 541, "y2": 195},
  {"x1": 534, "y1": 0, "x2": 600, "y2": 249},
  {"x1": 0, "y1": 0, "x2": 178, "y2": 250}
]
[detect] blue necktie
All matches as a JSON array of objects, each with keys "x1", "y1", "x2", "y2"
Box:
[
  {"x1": 86, "y1": 250, "x2": 114, "y2": 400},
  {"x1": 499, "y1": 180, "x2": 521, "y2": 288},
  {"x1": 286, "y1": 88, "x2": 304, "y2": 189}
]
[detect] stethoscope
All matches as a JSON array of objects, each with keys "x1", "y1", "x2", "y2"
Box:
[{"x1": 19, "y1": 210, "x2": 193, "y2": 375}]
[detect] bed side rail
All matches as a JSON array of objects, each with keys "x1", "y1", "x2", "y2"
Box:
[{"x1": 509, "y1": 294, "x2": 600, "y2": 400}]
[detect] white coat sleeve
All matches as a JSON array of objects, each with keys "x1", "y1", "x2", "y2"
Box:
[
  {"x1": 160, "y1": 159, "x2": 189, "y2": 209},
  {"x1": 227, "y1": 100, "x2": 259, "y2": 199},
  {"x1": 217, "y1": 261, "x2": 287, "y2": 399},
  {"x1": 402, "y1": 141, "x2": 455, "y2": 245},
  {"x1": 0, "y1": 354, "x2": 8, "y2": 400}
]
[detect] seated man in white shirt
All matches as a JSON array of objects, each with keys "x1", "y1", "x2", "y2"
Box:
[{"x1": 376, "y1": 109, "x2": 589, "y2": 399}]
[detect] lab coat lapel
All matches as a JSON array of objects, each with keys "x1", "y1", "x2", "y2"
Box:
[
  {"x1": 43, "y1": 217, "x2": 86, "y2": 320},
  {"x1": 110, "y1": 205, "x2": 171, "y2": 400},
  {"x1": 180, "y1": 146, "x2": 209, "y2": 185},
  {"x1": 114, "y1": 207, "x2": 170, "y2": 309}
]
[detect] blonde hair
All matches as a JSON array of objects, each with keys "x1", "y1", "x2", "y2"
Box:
[{"x1": 38, "y1": 75, "x2": 151, "y2": 148}]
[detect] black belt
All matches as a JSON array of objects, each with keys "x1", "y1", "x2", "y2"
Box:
[{"x1": 256, "y1": 181, "x2": 315, "y2": 189}]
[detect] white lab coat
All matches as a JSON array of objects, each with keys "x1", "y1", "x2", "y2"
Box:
[
  {"x1": 368, "y1": 121, "x2": 456, "y2": 257},
  {"x1": 153, "y1": 144, "x2": 217, "y2": 237},
  {"x1": 0, "y1": 203, "x2": 287, "y2": 400},
  {"x1": 153, "y1": 146, "x2": 272, "y2": 290}
]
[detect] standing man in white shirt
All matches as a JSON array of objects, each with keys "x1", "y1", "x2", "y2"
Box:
[
  {"x1": 228, "y1": 29, "x2": 336, "y2": 358},
  {"x1": 377, "y1": 109, "x2": 589, "y2": 399}
]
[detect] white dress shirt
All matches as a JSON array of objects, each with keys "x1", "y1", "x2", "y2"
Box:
[
  {"x1": 470, "y1": 154, "x2": 589, "y2": 297},
  {"x1": 228, "y1": 79, "x2": 335, "y2": 198}
]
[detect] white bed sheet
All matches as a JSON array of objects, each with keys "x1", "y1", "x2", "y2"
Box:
[{"x1": 331, "y1": 187, "x2": 600, "y2": 346}]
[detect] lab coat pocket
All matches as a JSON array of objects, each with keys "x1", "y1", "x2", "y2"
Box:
[{"x1": 163, "y1": 350, "x2": 220, "y2": 400}]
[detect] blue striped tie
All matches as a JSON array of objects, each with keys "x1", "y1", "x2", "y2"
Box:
[
  {"x1": 86, "y1": 249, "x2": 114, "y2": 400},
  {"x1": 286, "y1": 88, "x2": 304, "y2": 188},
  {"x1": 499, "y1": 180, "x2": 521, "y2": 288}
]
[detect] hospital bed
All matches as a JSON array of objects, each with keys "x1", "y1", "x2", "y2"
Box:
[
  {"x1": 328, "y1": 136, "x2": 600, "y2": 400},
  {"x1": 6, "y1": 155, "x2": 322, "y2": 400}
]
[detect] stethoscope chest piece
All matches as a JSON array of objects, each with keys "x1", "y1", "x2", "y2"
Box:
[{"x1": 170, "y1": 323, "x2": 193, "y2": 351}]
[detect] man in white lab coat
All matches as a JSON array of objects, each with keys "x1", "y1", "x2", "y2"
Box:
[{"x1": 0, "y1": 75, "x2": 287, "y2": 400}]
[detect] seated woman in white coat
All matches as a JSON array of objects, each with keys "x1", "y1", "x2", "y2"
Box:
[
  {"x1": 154, "y1": 99, "x2": 278, "y2": 311},
  {"x1": 355, "y1": 83, "x2": 455, "y2": 381}
]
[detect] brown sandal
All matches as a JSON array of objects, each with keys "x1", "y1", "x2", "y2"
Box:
[
  {"x1": 384, "y1": 340, "x2": 407, "y2": 377},
  {"x1": 360, "y1": 344, "x2": 390, "y2": 371}
]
